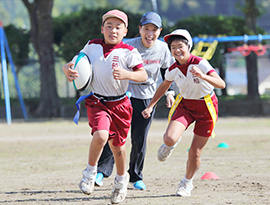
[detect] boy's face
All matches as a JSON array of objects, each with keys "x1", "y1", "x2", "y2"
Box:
[
  {"x1": 139, "y1": 23, "x2": 162, "y2": 48},
  {"x1": 101, "y1": 17, "x2": 127, "y2": 45},
  {"x1": 170, "y1": 39, "x2": 190, "y2": 64}
]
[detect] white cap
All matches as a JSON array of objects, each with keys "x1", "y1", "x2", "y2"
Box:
[{"x1": 163, "y1": 29, "x2": 193, "y2": 51}]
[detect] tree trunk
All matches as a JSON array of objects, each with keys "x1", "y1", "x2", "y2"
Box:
[
  {"x1": 244, "y1": 0, "x2": 260, "y2": 101},
  {"x1": 220, "y1": 54, "x2": 227, "y2": 96},
  {"x1": 245, "y1": 52, "x2": 260, "y2": 101},
  {"x1": 21, "y1": 0, "x2": 60, "y2": 117}
]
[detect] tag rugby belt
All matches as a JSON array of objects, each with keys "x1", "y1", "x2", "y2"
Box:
[
  {"x1": 73, "y1": 92, "x2": 130, "y2": 125},
  {"x1": 168, "y1": 91, "x2": 217, "y2": 138},
  {"x1": 93, "y1": 93, "x2": 126, "y2": 101}
]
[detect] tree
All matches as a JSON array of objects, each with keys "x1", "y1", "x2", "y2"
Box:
[
  {"x1": 21, "y1": 0, "x2": 60, "y2": 117},
  {"x1": 243, "y1": 0, "x2": 262, "y2": 101},
  {"x1": 4, "y1": 24, "x2": 30, "y2": 73},
  {"x1": 53, "y1": 7, "x2": 142, "y2": 62}
]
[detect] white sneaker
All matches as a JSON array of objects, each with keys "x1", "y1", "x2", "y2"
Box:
[
  {"x1": 111, "y1": 173, "x2": 130, "y2": 204},
  {"x1": 78, "y1": 169, "x2": 96, "y2": 195},
  {"x1": 157, "y1": 137, "x2": 181, "y2": 162},
  {"x1": 175, "y1": 180, "x2": 193, "y2": 197}
]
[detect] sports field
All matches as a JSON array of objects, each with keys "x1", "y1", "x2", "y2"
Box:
[{"x1": 0, "y1": 117, "x2": 269, "y2": 205}]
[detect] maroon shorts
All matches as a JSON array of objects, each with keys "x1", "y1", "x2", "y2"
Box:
[
  {"x1": 171, "y1": 93, "x2": 218, "y2": 137},
  {"x1": 85, "y1": 95, "x2": 133, "y2": 146}
]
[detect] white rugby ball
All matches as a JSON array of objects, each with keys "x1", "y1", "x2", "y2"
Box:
[{"x1": 72, "y1": 52, "x2": 92, "y2": 92}]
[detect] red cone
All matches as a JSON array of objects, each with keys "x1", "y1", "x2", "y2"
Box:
[{"x1": 201, "y1": 172, "x2": 220, "y2": 179}]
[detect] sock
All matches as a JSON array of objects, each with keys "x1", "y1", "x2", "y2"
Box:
[
  {"x1": 86, "y1": 164, "x2": 97, "y2": 173},
  {"x1": 183, "y1": 175, "x2": 193, "y2": 184},
  {"x1": 172, "y1": 136, "x2": 182, "y2": 148},
  {"x1": 116, "y1": 173, "x2": 126, "y2": 183}
]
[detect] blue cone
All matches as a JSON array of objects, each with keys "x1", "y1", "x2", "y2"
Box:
[
  {"x1": 217, "y1": 142, "x2": 229, "y2": 148},
  {"x1": 133, "y1": 180, "x2": 146, "y2": 190}
]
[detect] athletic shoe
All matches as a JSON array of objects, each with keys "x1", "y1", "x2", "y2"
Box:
[
  {"x1": 157, "y1": 136, "x2": 182, "y2": 162},
  {"x1": 95, "y1": 172, "x2": 104, "y2": 187},
  {"x1": 175, "y1": 180, "x2": 193, "y2": 197},
  {"x1": 133, "y1": 180, "x2": 146, "y2": 190},
  {"x1": 157, "y1": 144, "x2": 174, "y2": 161},
  {"x1": 111, "y1": 173, "x2": 130, "y2": 204},
  {"x1": 78, "y1": 169, "x2": 96, "y2": 195}
]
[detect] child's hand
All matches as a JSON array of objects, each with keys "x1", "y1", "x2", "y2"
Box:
[
  {"x1": 166, "y1": 94, "x2": 175, "y2": 108},
  {"x1": 141, "y1": 107, "x2": 153, "y2": 119},
  {"x1": 189, "y1": 66, "x2": 205, "y2": 79},
  {"x1": 62, "y1": 62, "x2": 79, "y2": 82},
  {"x1": 112, "y1": 67, "x2": 129, "y2": 80}
]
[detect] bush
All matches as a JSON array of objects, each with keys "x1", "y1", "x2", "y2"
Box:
[{"x1": 53, "y1": 7, "x2": 142, "y2": 62}]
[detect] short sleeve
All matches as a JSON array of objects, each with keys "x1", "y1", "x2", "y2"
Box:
[
  {"x1": 161, "y1": 47, "x2": 175, "y2": 69},
  {"x1": 126, "y1": 48, "x2": 143, "y2": 70},
  {"x1": 199, "y1": 59, "x2": 215, "y2": 74},
  {"x1": 165, "y1": 66, "x2": 176, "y2": 82}
]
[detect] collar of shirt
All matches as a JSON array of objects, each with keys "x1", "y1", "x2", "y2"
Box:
[{"x1": 102, "y1": 40, "x2": 124, "y2": 58}]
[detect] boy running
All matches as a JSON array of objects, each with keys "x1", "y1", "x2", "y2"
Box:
[
  {"x1": 62, "y1": 9, "x2": 147, "y2": 204},
  {"x1": 142, "y1": 29, "x2": 225, "y2": 197},
  {"x1": 95, "y1": 11, "x2": 175, "y2": 191}
]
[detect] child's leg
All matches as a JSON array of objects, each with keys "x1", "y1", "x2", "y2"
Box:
[
  {"x1": 163, "y1": 120, "x2": 185, "y2": 146},
  {"x1": 109, "y1": 141, "x2": 129, "y2": 204},
  {"x1": 128, "y1": 97, "x2": 155, "y2": 184},
  {"x1": 97, "y1": 142, "x2": 115, "y2": 177},
  {"x1": 157, "y1": 120, "x2": 185, "y2": 162},
  {"x1": 186, "y1": 134, "x2": 209, "y2": 179},
  {"x1": 79, "y1": 130, "x2": 109, "y2": 195},
  {"x1": 176, "y1": 134, "x2": 209, "y2": 197},
  {"x1": 108, "y1": 141, "x2": 127, "y2": 176},
  {"x1": 88, "y1": 130, "x2": 109, "y2": 166}
]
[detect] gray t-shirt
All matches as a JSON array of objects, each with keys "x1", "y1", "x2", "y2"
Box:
[{"x1": 126, "y1": 37, "x2": 174, "y2": 99}]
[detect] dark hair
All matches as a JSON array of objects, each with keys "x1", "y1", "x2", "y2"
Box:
[{"x1": 166, "y1": 35, "x2": 189, "y2": 50}]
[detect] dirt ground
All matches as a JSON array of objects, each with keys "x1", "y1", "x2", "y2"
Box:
[{"x1": 0, "y1": 117, "x2": 270, "y2": 205}]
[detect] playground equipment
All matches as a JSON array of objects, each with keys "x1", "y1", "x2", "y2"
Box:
[
  {"x1": 226, "y1": 34, "x2": 270, "y2": 56},
  {"x1": 192, "y1": 34, "x2": 270, "y2": 57},
  {"x1": 193, "y1": 34, "x2": 270, "y2": 44},
  {"x1": 191, "y1": 40, "x2": 218, "y2": 60},
  {"x1": 0, "y1": 21, "x2": 28, "y2": 124},
  {"x1": 227, "y1": 44, "x2": 270, "y2": 56}
]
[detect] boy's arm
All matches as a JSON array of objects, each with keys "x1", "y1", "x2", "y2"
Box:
[
  {"x1": 113, "y1": 67, "x2": 147, "y2": 82},
  {"x1": 142, "y1": 80, "x2": 172, "y2": 119},
  {"x1": 160, "y1": 68, "x2": 174, "y2": 91},
  {"x1": 160, "y1": 67, "x2": 175, "y2": 108}
]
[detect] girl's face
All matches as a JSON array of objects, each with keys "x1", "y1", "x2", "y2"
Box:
[
  {"x1": 139, "y1": 23, "x2": 162, "y2": 48},
  {"x1": 170, "y1": 39, "x2": 190, "y2": 64},
  {"x1": 101, "y1": 17, "x2": 127, "y2": 45}
]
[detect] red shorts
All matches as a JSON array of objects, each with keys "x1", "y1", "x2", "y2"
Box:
[
  {"x1": 85, "y1": 95, "x2": 133, "y2": 146},
  {"x1": 171, "y1": 93, "x2": 218, "y2": 137}
]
